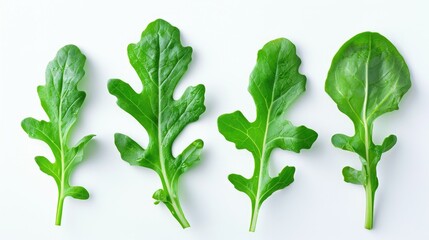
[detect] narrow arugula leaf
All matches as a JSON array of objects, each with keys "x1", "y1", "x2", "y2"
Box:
[
  {"x1": 22, "y1": 45, "x2": 95, "y2": 225},
  {"x1": 108, "y1": 19, "x2": 205, "y2": 228},
  {"x1": 218, "y1": 38, "x2": 318, "y2": 232},
  {"x1": 325, "y1": 32, "x2": 411, "y2": 229}
]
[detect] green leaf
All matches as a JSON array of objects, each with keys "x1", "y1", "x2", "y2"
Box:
[
  {"x1": 342, "y1": 166, "x2": 364, "y2": 185},
  {"x1": 21, "y1": 45, "x2": 95, "y2": 226},
  {"x1": 381, "y1": 134, "x2": 397, "y2": 153},
  {"x1": 114, "y1": 133, "x2": 149, "y2": 167},
  {"x1": 64, "y1": 186, "x2": 90, "y2": 200},
  {"x1": 35, "y1": 156, "x2": 60, "y2": 184},
  {"x1": 325, "y1": 32, "x2": 411, "y2": 229},
  {"x1": 228, "y1": 174, "x2": 254, "y2": 198},
  {"x1": 153, "y1": 189, "x2": 170, "y2": 205},
  {"x1": 172, "y1": 139, "x2": 203, "y2": 182},
  {"x1": 260, "y1": 166, "x2": 295, "y2": 203},
  {"x1": 218, "y1": 38, "x2": 318, "y2": 232},
  {"x1": 332, "y1": 134, "x2": 356, "y2": 152},
  {"x1": 108, "y1": 19, "x2": 205, "y2": 229}
]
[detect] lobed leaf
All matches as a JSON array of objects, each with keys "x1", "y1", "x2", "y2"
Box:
[
  {"x1": 218, "y1": 38, "x2": 317, "y2": 231},
  {"x1": 108, "y1": 19, "x2": 205, "y2": 228},
  {"x1": 22, "y1": 45, "x2": 95, "y2": 225}
]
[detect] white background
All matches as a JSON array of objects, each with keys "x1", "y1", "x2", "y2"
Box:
[{"x1": 1, "y1": 0, "x2": 428, "y2": 239}]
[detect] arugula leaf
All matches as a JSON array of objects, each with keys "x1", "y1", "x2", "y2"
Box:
[
  {"x1": 22, "y1": 45, "x2": 95, "y2": 226},
  {"x1": 108, "y1": 19, "x2": 205, "y2": 228},
  {"x1": 325, "y1": 32, "x2": 411, "y2": 229},
  {"x1": 218, "y1": 38, "x2": 318, "y2": 232}
]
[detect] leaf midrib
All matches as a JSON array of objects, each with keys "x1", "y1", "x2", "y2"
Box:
[
  {"x1": 155, "y1": 33, "x2": 181, "y2": 215},
  {"x1": 362, "y1": 34, "x2": 372, "y2": 185},
  {"x1": 57, "y1": 54, "x2": 69, "y2": 200},
  {"x1": 253, "y1": 46, "x2": 282, "y2": 211}
]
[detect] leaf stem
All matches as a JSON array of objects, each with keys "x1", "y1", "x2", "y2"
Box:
[
  {"x1": 365, "y1": 185, "x2": 374, "y2": 229},
  {"x1": 55, "y1": 195, "x2": 64, "y2": 226},
  {"x1": 170, "y1": 194, "x2": 190, "y2": 228},
  {"x1": 249, "y1": 204, "x2": 260, "y2": 232},
  {"x1": 159, "y1": 171, "x2": 190, "y2": 228}
]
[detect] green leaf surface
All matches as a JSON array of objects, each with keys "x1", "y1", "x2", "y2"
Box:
[
  {"x1": 22, "y1": 45, "x2": 95, "y2": 225},
  {"x1": 381, "y1": 134, "x2": 397, "y2": 153},
  {"x1": 325, "y1": 32, "x2": 411, "y2": 229},
  {"x1": 342, "y1": 166, "x2": 364, "y2": 185},
  {"x1": 108, "y1": 19, "x2": 205, "y2": 229},
  {"x1": 218, "y1": 38, "x2": 318, "y2": 232}
]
